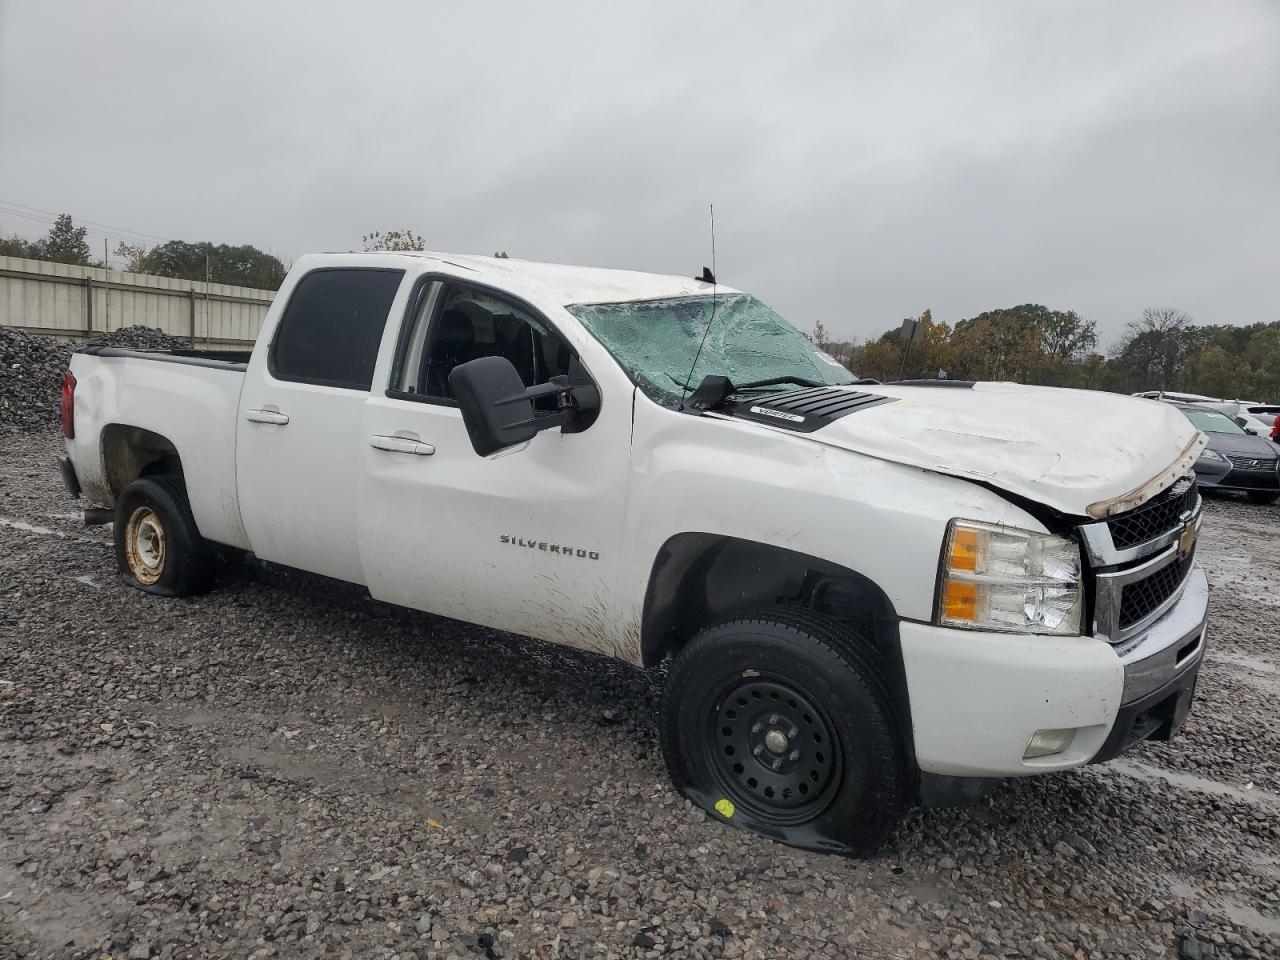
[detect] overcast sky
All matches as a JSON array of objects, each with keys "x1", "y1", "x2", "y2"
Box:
[{"x1": 1, "y1": 2, "x2": 1276, "y2": 346}]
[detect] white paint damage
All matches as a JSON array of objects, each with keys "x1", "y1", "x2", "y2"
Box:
[{"x1": 799, "y1": 381, "x2": 1206, "y2": 517}]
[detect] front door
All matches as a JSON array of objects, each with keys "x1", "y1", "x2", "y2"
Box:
[
  {"x1": 357, "y1": 278, "x2": 635, "y2": 657},
  {"x1": 237, "y1": 266, "x2": 406, "y2": 584}
]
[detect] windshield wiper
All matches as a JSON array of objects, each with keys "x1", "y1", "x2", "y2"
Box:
[
  {"x1": 735, "y1": 375, "x2": 823, "y2": 390},
  {"x1": 668, "y1": 373, "x2": 828, "y2": 393}
]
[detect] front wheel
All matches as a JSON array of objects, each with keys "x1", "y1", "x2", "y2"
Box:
[
  {"x1": 114, "y1": 475, "x2": 215, "y2": 596},
  {"x1": 659, "y1": 609, "x2": 912, "y2": 855},
  {"x1": 1246, "y1": 490, "x2": 1279, "y2": 505}
]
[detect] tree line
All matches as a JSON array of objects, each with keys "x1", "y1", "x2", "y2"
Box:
[
  {"x1": 816, "y1": 304, "x2": 1279, "y2": 402},
  {"x1": 0, "y1": 216, "x2": 501, "y2": 291},
  {"x1": 1, "y1": 213, "x2": 288, "y2": 290},
  {"x1": 6, "y1": 215, "x2": 1272, "y2": 399}
]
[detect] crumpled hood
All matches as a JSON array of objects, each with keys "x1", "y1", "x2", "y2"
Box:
[{"x1": 802, "y1": 382, "x2": 1206, "y2": 519}]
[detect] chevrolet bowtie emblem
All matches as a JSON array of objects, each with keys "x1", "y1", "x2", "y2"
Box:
[{"x1": 1178, "y1": 520, "x2": 1197, "y2": 558}]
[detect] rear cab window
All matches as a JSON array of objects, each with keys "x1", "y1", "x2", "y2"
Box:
[{"x1": 270, "y1": 268, "x2": 405, "y2": 389}]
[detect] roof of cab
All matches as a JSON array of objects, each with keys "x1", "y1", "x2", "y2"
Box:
[{"x1": 334, "y1": 251, "x2": 739, "y2": 305}]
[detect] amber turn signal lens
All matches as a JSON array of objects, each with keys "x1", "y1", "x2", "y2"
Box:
[
  {"x1": 942, "y1": 580, "x2": 978, "y2": 622},
  {"x1": 949, "y1": 527, "x2": 980, "y2": 572}
]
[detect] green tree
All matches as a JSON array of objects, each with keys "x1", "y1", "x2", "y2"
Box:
[
  {"x1": 363, "y1": 229, "x2": 425, "y2": 252},
  {"x1": 33, "y1": 214, "x2": 91, "y2": 265},
  {"x1": 142, "y1": 240, "x2": 287, "y2": 289},
  {"x1": 113, "y1": 240, "x2": 148, "y2": 273},
  {"x1": 1109, "y1": 308, "x2": 1195, "y2": 393},
  {"x1": 0, "y1": 234, "x2": 36, "y2": 258}
]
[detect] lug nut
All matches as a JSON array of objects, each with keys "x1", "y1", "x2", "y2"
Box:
[
  {"x1": 789, "y1": 750, "x2": 800, "y2": 761},
  {"x1": 751, "y1": 722, "x2": 762, "y2": 734}
]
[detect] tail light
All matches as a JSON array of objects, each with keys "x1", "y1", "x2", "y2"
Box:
[{"x1": 60, "y1": 370, "x2": 76, "y2": 438}]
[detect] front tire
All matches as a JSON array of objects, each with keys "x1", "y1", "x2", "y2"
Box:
[
  {"x1": 1246, "y1": 490, "x2": 1279, "y2": 505},
  {"x1": 114, "y1": 475, "x2": 215, "y2": 596},
  {"x1": 660, "y1": 608, "x2": 912, "y2": 855}
]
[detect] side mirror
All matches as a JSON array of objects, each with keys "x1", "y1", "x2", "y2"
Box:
[{"x1": 449, "y1": 356, "x2": 595, "y2": 456}]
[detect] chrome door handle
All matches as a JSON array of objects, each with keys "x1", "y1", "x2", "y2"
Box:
[
  {"x1": 370, "y1": 435, "x2": 435, "y2": 456},
  {"x1": 245, "y1": 409, "x2": 290, "y2": 425}
]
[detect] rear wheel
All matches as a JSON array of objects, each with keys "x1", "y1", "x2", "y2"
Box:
[
  {"x1": 114, "y1": 475, "x2": 215, "y2": 596},
  {"x1": 1246, "y1": 490, "x2": 1279, "y2": 505},
  {"x1": 660, "y1": 608, "x2": 912, "y2": 855}
]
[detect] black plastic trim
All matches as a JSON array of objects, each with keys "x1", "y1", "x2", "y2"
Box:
[
  {"x1": 75, "y1": 344, "x2": 249, "y2": 372},
  {"x1": 729, "y1": 387, "x2": 896, "y2": 433},
  {"x1": 57, "y1": 456, "x2": 81, "y2": 499},
  {"x1": 889, "y1": 379, "x2": 976, "y2": 389}
]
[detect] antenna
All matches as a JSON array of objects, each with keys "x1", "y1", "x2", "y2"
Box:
[{"x1": 679, "y1": 204, "x2": 718, "y2": 410}]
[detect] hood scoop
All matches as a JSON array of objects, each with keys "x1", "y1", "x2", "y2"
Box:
[{"x1": 731, "y1": 386, "x2": 895, "y2": 433}]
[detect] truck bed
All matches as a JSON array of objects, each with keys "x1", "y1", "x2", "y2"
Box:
[{"x1": 67, "y1": 346, "x2": 251, "y2": 549}]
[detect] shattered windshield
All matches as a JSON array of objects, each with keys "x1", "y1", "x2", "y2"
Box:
[{"x1": 567, "y1": 293, "x2": 854, "y2": 407}]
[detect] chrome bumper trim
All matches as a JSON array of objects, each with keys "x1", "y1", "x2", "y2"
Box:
[{"x1": 1117, "y1": 563, "x2": 1209, "y2": 702}]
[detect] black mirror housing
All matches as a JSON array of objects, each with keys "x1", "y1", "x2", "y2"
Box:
[{"x1": 449, "y1": 356, "x2": 543, "y2": 456}]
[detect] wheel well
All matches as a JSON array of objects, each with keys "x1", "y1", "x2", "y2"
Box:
[
  {"x1": 101, "y1": 424, "x2": 184, "y2": 504},
  {"x1": 641, "y1": 533, "x2": 911, "y2": 733}
]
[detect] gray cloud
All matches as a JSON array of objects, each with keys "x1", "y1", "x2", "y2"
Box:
[{"x1": 1, "y1": 1, "x2": 1276, "y2": 346}]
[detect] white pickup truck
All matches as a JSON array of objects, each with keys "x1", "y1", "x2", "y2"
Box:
[{"x1": 58, "y1": 253, "x2": 1210, "y2": 853}]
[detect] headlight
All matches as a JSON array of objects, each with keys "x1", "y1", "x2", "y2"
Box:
[
  {"x1": 937, "y1": 520, "x2": 1083, "y2": 635},
  {"x1": 1197, "y1": 448, "x2": 1226, "y2": 463}
]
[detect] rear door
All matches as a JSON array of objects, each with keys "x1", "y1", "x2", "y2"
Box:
[{"x1": 237, "y1": 266, "x2": 406, "y2": 583}]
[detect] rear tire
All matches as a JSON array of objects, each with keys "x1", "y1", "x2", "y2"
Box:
[
  {"x1": 660, "y1": 608, "x2": 912, "y2": 855},
  {"x1": 1246, "y1": 491, "x2": 1278, "y2": 505},
  {"x1": 114, "y1": 475, "x2": 215, "y2": 597}
]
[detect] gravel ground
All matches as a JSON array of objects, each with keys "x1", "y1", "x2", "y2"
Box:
[{"x1": 1, "y1": 430, "x2": 1278, "y2": 960}]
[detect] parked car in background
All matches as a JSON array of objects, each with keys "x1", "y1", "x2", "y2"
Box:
[
  {"x1": 1133, "y1": 390, "x2": 1220, "y2": 404},
  {"x1": 1233, "y1": 412, "x2": 1277, "y2": 441},
  {"x1": 1175, "y1": 404, "x2": 1280, "y2": 504},
  {"x1": 1241, "y1": 405, "x2": 1279, "y2": 441}
]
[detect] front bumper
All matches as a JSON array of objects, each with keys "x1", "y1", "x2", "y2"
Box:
[
  {"x1": 1090, "y1": 563, "x2": 1207, "y2": 761},
  {"x1": 899, "y1": 562, "x2": 1209, "y2": 778}
]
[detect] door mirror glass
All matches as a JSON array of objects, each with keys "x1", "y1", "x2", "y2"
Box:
[{"x1": 450, "y1": 356, "x2": 568, "y2": 456}]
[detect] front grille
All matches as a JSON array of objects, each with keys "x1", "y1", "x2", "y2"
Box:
[
  {"x1": 1106, "y1": 477, "x2": 1197, "y2": 550},
  {"x1": 1226, "y1": 454, "x2": 1278, "y2": 471},
  {"x1": 1119, "y1": 552, "x2": 1194, "y2": 630}
]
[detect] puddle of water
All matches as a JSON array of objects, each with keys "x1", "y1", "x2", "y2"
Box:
[
  {"x1": 1211, "y1": 651, "x2": 1277, "y2": 675},
  {"x1": 1218, "y1": 902, "x2": 1280, "y2": 936},
  {"x1": 0, "y1": 517, "x2": 109, "y2": 546},
  {"x1": 1104, "y1": 759, "x2": 1280, "y2": 809},
  {"x1": 1164, "y1": 875, "x2": 1280, "y2": 935}
]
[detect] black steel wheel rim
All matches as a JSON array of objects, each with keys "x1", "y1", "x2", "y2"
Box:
[{"x1": 703, "y1": 674, "x2": 842, "y2": 824}]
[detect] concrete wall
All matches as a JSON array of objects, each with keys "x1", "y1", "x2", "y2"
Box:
[{"x1": 0, "y1": 255, "x2": 273, "y2": 349}]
